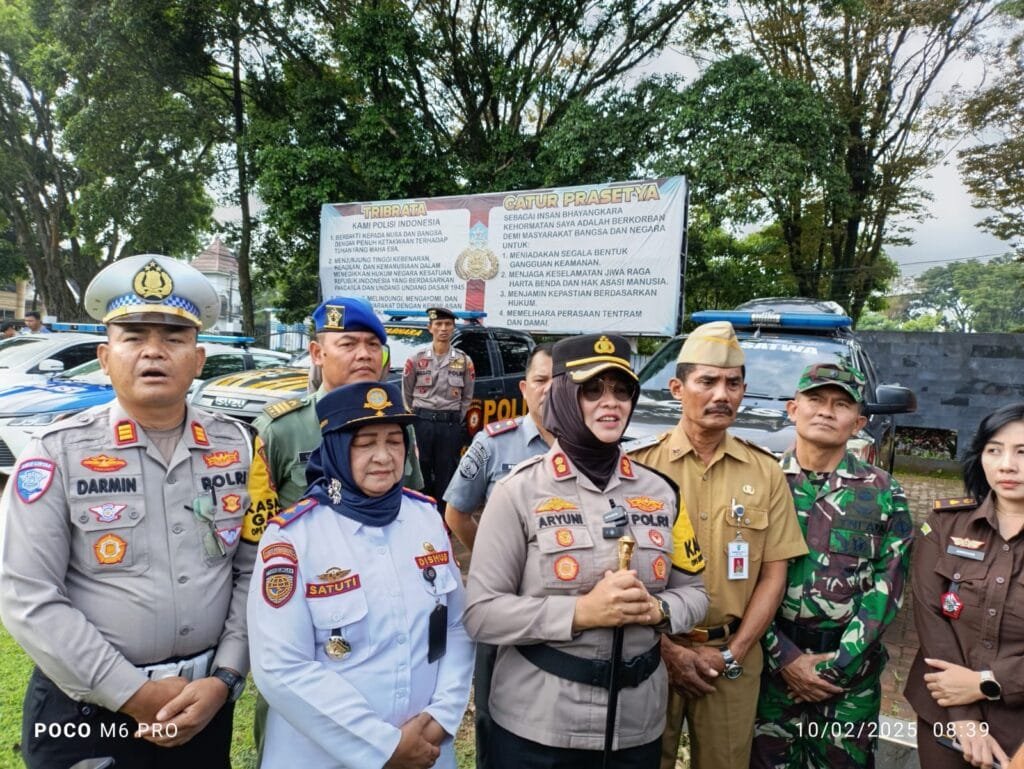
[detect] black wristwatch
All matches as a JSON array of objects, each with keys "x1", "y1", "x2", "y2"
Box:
[
  {"x1": 979, "y1": 670, "x2": 1001, "y2": 701},
  {"x1": 655, "y1": 597, "x2": 671, "y2": 627},
  {"x1": 212, "y1": 667, "x2": 245, "y2": 703},
  {"x1": 720, "y1": 647, "x2": 743, "y2": 680}
]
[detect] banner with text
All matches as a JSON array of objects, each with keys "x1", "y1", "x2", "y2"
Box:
[{"x1": 320, "y1": 176, "x2": 687, "y2": 334}]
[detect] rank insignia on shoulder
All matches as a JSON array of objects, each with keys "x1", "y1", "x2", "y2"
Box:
[
  {"x1": 485, "y1": 419, "x2": 518, "y2": 437},
  {"x1": 114, "y1": 420, "x2": 138, "y2": 445},
  {"x1": 933, "y1": 497, "x2": 978, "y2": 512},
  {"x1": 619, "y1": 456, "x2": 635, "y2": 478},
  {"x1": 15, "y1": 458, "x2": 56, "y2": 504},
  {"x1": 270, "y1": 497, "x2": 317, "y2": 528},
  {"x1": 264, "y1": 398, "x2": 304, "y2": 420},
  {"x1": 552, "y1": 453, "x2": 572, "y2": 478},
  {"x1": 920, "y1": 521, "x2": 932, "y2": 537},
  {"x1": 190, "y1": 422, "x2": 209, "y2": 446}
]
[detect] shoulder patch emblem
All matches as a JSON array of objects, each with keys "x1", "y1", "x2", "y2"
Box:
[
  {"x1": 15, "y1": 458, "x2": 56, "y2": 504},
  {"x1": 920, "y1": 521, "x2": 932, "y2": 537},
  {"x1": 263, "y1": 564, "x2": 296, "y2": 607},
  {"x1": 485, "y1": 419, "x2": 518, "y2": 437},
  {"x1": 933, "y1": 497, "x2": 978, "y2": 512},
  {"x1": 81, "y1": 455, "x2": 127, "y2": 473},
  {"x1": 264, "y1": 398, "x2": 304, "y2": 420},
  {"x1": 261, "y1": 542, "x2": 298, "y2": 563}
]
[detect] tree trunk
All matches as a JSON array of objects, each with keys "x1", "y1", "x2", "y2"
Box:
[{"x1": 231, "y1": 25, "x2": 255, "y2": 337}]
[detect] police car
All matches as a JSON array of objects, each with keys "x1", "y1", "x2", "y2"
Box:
[
  {"x1": 0, "y1": 332, "x2": 106, "y2": 386},
  {"x1": 625, "y1": 301, "x2": 916, "y2": 470},
  {"x1": 190, "y1": 310, "x2": 536, "y2": 434},
  {"x1": 0, "y1": 338, "x2": 290, "y2": 473}
]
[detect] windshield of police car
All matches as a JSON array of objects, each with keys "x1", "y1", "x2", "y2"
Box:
[
  {"x1": 638, "y1": 336, "x2": 856, "y2": 401},
  {"x1": 385, "y1": 326, "x2": 433, "y2": 372}
]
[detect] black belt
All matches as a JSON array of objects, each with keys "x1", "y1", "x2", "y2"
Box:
[
  {"x1": 776, "y1": 618, "x2": 844, "y2": 653},
  {"x1": 414, "y1": 408, "x2": 461, "y2": 424},
  {"x1": 682, "y1": 617, "x2": 740, "y2": 643},
  {"x1": 516, "y1": 641, "x2": 661, "y2": 690}
]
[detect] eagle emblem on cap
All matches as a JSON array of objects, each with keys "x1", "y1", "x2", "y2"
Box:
[
  {"x1": 593, "y1": 335, "x2": 615, "y2": 354},
  {"x1": 132, "y1": 259, "x2": 174, "y2": 301},
  {"x1": 325, "y1": 305, "x2": 344, "y2": 329},
  {"x1": 364, "y1": 387, "x2": 392, "y2": 415}
]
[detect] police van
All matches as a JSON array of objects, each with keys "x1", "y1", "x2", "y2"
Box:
[
  {"x1": 625, "y1": 300, "x2": 916, "y2": 470},
  {"x1": 190, "y1": 310, "x2": 535, "y2": 435}
]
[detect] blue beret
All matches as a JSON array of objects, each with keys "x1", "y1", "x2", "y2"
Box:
[
  {"x1": 317, "y1": 382, "x2": 415, "y2": 434},
  {"x1": 312, "y1": 296, "x2": 386, "y2": 344}
]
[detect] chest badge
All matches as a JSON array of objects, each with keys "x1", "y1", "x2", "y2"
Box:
[
  {"x1": 535, "y1": 497, "x2": 578, "y2": 514},
  {"x1": 555, "y1": 528, "x2": 575, "y2": 547},
  {"x1": 553, "y1": 555, "x2": 580, "y2": 581},
  {"x1": 318, "y1": 567, "x2": 351, "y2": 581},
  {"x1": 941, "y1": 587, "x2": 964, "y2": 620},
  {"x1": 81, "y1": 455, "x2": 128, "y2": 473},
  {"x1": 325, "y1": 634, "x2": 351, "y2": 660},
  {"x1": 648, "y1": 529, "x2": 665, "y2": 548},
  {"x1": 94, "y1": 533, "x2": 127, "y2": 565},
  {"x1": 89, "y1": 503, "x2": 126, "y2": 523},
  {"x1": 626, "y1": 496, "x2": 664, "y2": 513}
]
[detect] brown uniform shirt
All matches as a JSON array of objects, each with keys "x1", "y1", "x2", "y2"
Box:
[
  {"x1": 629, "y1": 426, "x2": 807, "y2": 629},
  {"x1": 463, "y1": 443, "x2": 709, "y2": 750},
  {"x1": 905, "y1": 495, "x2": 1024, "y2": 753},
  {"x1": 402, "y1": 346, "x2": 475, "y2": 416},
  {"x1": 0, "y1": 400, "x2": 255, "y2": 711}
]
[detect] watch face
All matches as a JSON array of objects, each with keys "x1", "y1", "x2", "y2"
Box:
[
  {"x1": 980, "y1": 678, "x2": 1000, "y2": 698},
  {"x1": 724, "y1": 663, "x2": 743, "y2": 680}
]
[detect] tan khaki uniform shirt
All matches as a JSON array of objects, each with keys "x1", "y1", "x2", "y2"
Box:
[
  {"x1": 0, "y1": 400, "x2": 255, "y2": 711},
  {"x1": 463, "y1": 443, "x2": 709, "y2": 750},
  {"x1": 630, "y1": 426, "x2": 807, "y2": 630},
  {"x1": 402, "y1": 347, "x2": 475, "y2": 416}
]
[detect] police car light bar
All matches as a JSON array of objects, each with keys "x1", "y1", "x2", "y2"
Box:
[
  {"x1": 383, "y1": 309, "x2": 488, "y2": 321},
  {"x1": 51, "y1": 323, "x2": 256, "y2": 345},
  {"x1": 690, "y1": 310, "x2": 853, "y2": 330}
]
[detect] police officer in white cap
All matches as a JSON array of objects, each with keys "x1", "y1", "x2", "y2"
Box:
[{"x1": 0, "y1": 254, "x2": 254, "y2": 769}]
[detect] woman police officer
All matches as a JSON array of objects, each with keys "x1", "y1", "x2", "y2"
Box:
[
  {"x1": 464, "y1": 333, "x2": 709, "y2": 769},
  {"x1": 248, "y1": 381, "x2": 473, "y2": 769}
]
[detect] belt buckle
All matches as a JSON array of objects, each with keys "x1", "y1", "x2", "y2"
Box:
[{"x1": 686, "y1": 628, "x2": 710, "y2": 643}]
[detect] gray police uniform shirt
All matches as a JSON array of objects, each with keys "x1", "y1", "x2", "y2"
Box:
[
  {"x1": 463, "y1": 444, "x2": 710, "y2": 751},
  {"x1": 443, "y1": 416, "x2": 549, "y2": 513},
  {"x1": 402, "y1": 347, "x2": 475, "y2": 416},
  {"x1": 0, "y1": 400, "x2": 255, "y2": 711}
]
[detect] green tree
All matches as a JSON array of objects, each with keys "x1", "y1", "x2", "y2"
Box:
[
  {"x1": 684, "y1": 0, "x2": 996, "y2": 321},
  {"x1": 912, "y1": 255, "x2": 1024, "y2": 332},
  {"x1": 959, "y1": 1, "x2": 1024, "y2": 249}
]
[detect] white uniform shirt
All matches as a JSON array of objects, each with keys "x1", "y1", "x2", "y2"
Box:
[{"x1": 249, "y1": 490, "x2": 474, "y2": 769}]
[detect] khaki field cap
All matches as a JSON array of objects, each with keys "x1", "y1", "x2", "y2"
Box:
[
  {"x1": 677, "y1": 321, "x2": 745, "y2": 367},
  {"x1": 84, "y1": 254, "x2": 220, "y2": 329}
]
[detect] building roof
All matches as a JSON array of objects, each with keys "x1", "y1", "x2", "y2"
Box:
[{"x1": 191, "y1": 237, "x2": 238, "y2": 275}]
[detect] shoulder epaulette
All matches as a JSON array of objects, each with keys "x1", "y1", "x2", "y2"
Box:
[
  {"x1": 735, "y1": 436, "x2": 776, "y2": 458},
  {"x1": 623, "y1": 433, "x2": 663, "y2": 454},
  {"x1": 269, "y1": 497, "x2": 318, "y2": 528},
  {"x1": 37, "y1": 409, "x2": 99, "y2": 437},
  {"x1": 505, "y1": 453, "x2": 545, "y2": 479},
  {"x1": 263, "y1": 397, "x2": 306, "y2": 420},
  {"x1": 485, "y1": 419, "x2": 519, "y2": 437},
  {"x1": 403, "y1": 488, "x2": 437, "y2": 506},
  {"x1": 933, "y1": 497, "x2": 978, "y2": 513}
]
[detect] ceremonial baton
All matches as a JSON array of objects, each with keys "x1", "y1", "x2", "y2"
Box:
[{"x1": 602, "y1": 534, "x2": 636, "y2": 769}]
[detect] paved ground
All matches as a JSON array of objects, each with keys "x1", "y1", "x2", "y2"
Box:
[{"x1": 452, "y1": 470, "x2": 963, "y2": 723}]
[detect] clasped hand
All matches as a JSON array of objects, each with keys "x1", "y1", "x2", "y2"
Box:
[{"x1": 572, "y1": 569, "x2": 661, "y2": 632}]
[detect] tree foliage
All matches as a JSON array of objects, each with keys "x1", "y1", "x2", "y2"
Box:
[
  {"x1": 910, "y1": 255, "x2": 1024, "y2": 332},
  {"x1": 959, "y1": 2, "x2": 1024, "y2": 249},
  {"x1": 680, "y1": 0, "x2": 996, "y2": 321}
]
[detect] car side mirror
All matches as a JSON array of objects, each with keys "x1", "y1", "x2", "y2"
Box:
[
  {"x1": 864, "y1": 384, "x2": 916, "y2": 415},
  {"x1": 37, "y1": 358, "x2": 65, "y2": 373}
]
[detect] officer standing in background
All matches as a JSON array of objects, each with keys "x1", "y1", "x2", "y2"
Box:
[
  {"x1": 402, "y1": 307, "x2": 475, "y2": 510},
  {"x1": 245, "y1": 294, "x2": 423, "y2": 762},
  {"x1": 442, "y1": 342, "x2": 553, "y2": 768},
  {"x1": 629, "y1": 321, "x2": 807, "y2": 769},
  {"x1": 751, "y1": 363, "x2": 913, "y2": 769},
  {"x1": 0, "y1": 254, "x2": 253, "y2": 769}
]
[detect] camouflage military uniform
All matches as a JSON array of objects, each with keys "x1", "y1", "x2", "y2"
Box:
[{"x1": 751, "y1": 450, "x2": 913, "y2": 769}]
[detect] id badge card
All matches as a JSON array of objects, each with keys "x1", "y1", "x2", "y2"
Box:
[
  {"x1": 727, "y1": 538, "x2": 749, "y2": 580},
  {"x1": 428, "y1": 604, "x2": 448, "y2": 663}
]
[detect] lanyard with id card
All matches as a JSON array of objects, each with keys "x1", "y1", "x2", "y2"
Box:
[
  {"x1": 727, "y1": 498, "x2": 749, "y2": 580},
  {"x1": 422, "y1": 566, "x2": 448, "y2": 662}
]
